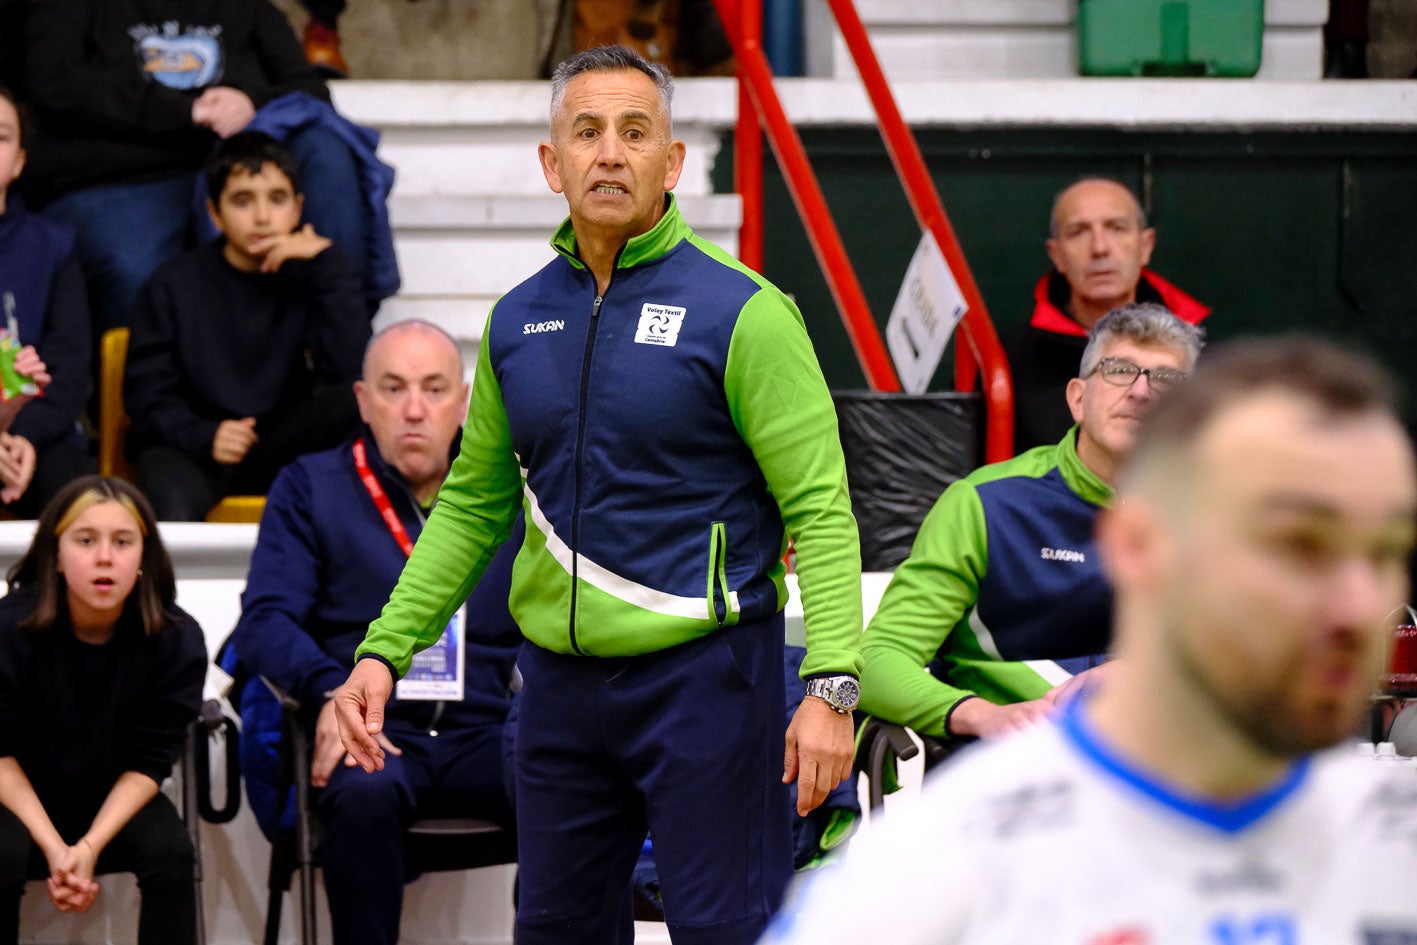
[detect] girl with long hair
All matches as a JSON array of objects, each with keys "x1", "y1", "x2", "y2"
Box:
[{"x1": 0, "y1": 476, "x2": 205, "y2": 945}]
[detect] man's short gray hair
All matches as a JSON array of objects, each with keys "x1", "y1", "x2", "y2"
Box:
[
  {"x1": 549, "y1": 45, "x2": 674, "y2": 124},
  {"x1": 1078, "y1": 303, "x2": 1205, "y2": 379}
]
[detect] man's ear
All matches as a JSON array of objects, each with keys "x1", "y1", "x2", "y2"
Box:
[
  {"x1": 1045, "y1": 237, "x2": 1064, "y2": 274},
  {"x1": 353, "y1": 379, "x2": 371, "y2": 426},
  {"x1": 539, "y1": 141, "x2": 564, "y2": 195},
  {"x1": 1096, "y1": 497, "x2": 1168, "y2": 597},
  {"x1": 1066, "y1": 375, "x2": 1086, "y2": 424},
  {"x1": 662, "y1": 138, "x2": 686, "y2": 192},
  {"x1": 1138, "y1": 227, "x2": 1156, "y2": 268}
]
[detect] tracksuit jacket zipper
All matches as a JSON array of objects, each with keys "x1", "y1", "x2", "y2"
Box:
[{"x1": 568, "y1": 254, "x2": 620, "y2": 655}]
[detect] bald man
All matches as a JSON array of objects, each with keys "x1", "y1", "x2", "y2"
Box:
[
  {"x1": 226, "y1": 319, "x2": 521, "y2": 945},
  {"x1": 1005, "y1": 177, "x2": 1210, "y2": 452}
]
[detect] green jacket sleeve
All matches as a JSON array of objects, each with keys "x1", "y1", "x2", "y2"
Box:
[
  {"x1": 724, "y1": 289, "x2": 863, "y2": 679},
  {"x1": 859, "y1": 479, "x2": 988, "y2": 736},
  {"x1": 356, "y1": 313, "x2": 523, "y2": 677}
]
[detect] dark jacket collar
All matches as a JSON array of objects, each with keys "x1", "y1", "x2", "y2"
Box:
[{"x1": 354, "y1": 424, "x2": 463, "y2": 515}]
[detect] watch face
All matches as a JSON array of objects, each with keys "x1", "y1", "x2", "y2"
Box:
[{"x1": 836, "y1": 677, "x2": 861, "y2": 709}]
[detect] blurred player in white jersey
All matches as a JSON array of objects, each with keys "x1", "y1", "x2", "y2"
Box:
[{"x1": 762, "y1": 336, "x2": 1417, "y2": 945}]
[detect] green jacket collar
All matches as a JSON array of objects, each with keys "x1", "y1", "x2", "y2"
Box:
[
  {"x1": 550, "y1": 193, "x2": 690, "y2": 271},
  {"x1": 1054, "y1": 426, "x2": 1113, "y2": 507}
]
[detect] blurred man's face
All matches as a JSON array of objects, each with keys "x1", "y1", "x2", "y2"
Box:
[
  {"x1": 538, "y1": 68, "x2": 685, "y2": 248},
  {"x1": 1046, "y1": 181, "x2": 1155, "y2": 323},
  {"x1": 1154, "y1": 392, "x2": 1416, "y2": 756},
  {"x1": 354, "y1": 327, "x2": 469, "y2": 499}
]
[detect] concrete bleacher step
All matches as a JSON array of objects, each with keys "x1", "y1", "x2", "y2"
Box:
[{"x1": 804, "y1": 0, "x2": 1330, "y2": 81}]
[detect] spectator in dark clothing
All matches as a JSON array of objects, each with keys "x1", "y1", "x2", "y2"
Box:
[
  {"x1": 0, "y1": 86, "x2": 97, "y2": 517},
  {"x1": 22, "y1": 0, "x2": 369, "y2": 334},
  {"x1": 124, "y1": 131, "x2": 367, "y2": 521},
  {"x1": 1003, "y1": 177, "x2": 1209, "y2": 453},
  {"x1": 0, "y1": 476, "x2": 207, "y2": 945}
]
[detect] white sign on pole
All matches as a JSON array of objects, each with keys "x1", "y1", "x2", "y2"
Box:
[{"x1": 885, "y1": 231, "x2": 969, "y2": 395}]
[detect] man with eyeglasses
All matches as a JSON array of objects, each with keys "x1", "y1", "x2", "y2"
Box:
[
  {"x1": 859, "y1": 303, "x2": 1203, "y2": 741},
  {"x1": 1005, "y1": 178, "x2": 1210, "y2": 453}
]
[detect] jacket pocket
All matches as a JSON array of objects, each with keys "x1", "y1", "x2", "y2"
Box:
[{"x1": 706, "y1": 521, "x2": 730, "y2": 627}]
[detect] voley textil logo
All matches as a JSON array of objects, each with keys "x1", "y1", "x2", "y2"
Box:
[{"x1": 635, "y1": 303, "x2": 686, "y2": 347}]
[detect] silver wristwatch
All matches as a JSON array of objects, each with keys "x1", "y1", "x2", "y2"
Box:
[{"x1": 804, "y1": 675, "x2": 861, "y2": 714}]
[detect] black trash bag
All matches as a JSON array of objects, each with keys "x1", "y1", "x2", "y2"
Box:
[{"x1": 833, "y1": 391, "x2": 980, "y2": 572}]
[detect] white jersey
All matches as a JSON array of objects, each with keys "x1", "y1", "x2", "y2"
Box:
[{"x1": 763, "y1": 700, "x2": 1417, "y2": 945}]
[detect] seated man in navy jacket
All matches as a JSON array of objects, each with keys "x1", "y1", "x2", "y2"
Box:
[{"x1": 228, "y1": 319, "x2": 520, "y2": 945}]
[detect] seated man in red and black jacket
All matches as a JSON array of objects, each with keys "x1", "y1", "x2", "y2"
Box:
[{"x1": 1004, "y1": 177, "x2": 1210, "y2": 453}]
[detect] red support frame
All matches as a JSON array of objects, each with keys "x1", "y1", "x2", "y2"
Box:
[
  {"x1": 713, "y1": 0, "x2": 1016, "y2": 461},
  {"x1": 732, "y1": 0, "x2": 764, "y2": 274},
  {"x1": 717, "y1": 0, "x2": 899, "y2": 394}
]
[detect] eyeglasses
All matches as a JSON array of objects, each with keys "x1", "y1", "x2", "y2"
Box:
[{"x1": 1088, "y1": 358, "x2": 1188, "y2": 391}]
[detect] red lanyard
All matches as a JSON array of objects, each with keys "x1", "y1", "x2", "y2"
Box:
[{"x1": 352, "y1": 438, "x2": 415, "y2": 558}]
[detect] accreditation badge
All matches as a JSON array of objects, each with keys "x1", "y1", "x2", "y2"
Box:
[{"x1": 395, "y1": 607, "x2": 465, "y2": 701}]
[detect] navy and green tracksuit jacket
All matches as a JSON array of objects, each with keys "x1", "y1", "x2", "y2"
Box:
[
  {"x1": 359, "y1": 197, "x2": 863, "y2": 680},
  {"x1": 859, "y1": 428, "x2": 1112, "y2": 736}
]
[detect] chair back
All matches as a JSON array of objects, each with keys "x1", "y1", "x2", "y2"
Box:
[
  {"x1": 207, "y1": 495, "x2": 266, "y2": 524},
  {"x1": 98, "y1": 328, "x2": 133, "y2": 481},
  {"x1": 255, "y1": 677, "x2": 516, "y2": 945}
]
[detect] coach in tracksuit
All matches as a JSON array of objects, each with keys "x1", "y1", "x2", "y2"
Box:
[{"x1": 333, "y1": 45, "x2": 863, "y2": 945}]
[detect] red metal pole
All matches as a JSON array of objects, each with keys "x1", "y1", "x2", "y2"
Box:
[
  {"x1": 713, "y1": 0, "x2": 900, "y2": 392},
  {"x1": 823, "y1": 0, "x2": 1014, "y2": 460},
  {"x1": 732, "y1": 0, "x2": 764, "y2": 273}
]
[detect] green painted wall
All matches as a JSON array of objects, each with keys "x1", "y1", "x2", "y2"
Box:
[{"x1": 714, "y1": 128, "x2": 1417, "y2": 417}]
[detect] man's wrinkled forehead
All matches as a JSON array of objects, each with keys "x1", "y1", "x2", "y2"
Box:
[
  {"x1": 1051, "y1": 179, "x2": 1145, "y2": 234},
  {"x1": 363, "y1": 322, "x2": 463, "y2": 383},
  {"x1": 552, "y1": 69, "x2": 671, "y2": 130}
]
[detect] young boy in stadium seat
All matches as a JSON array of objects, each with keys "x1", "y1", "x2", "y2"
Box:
[{"x1": 125, "y1": 131, "x2": 368, "y2": 521}]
